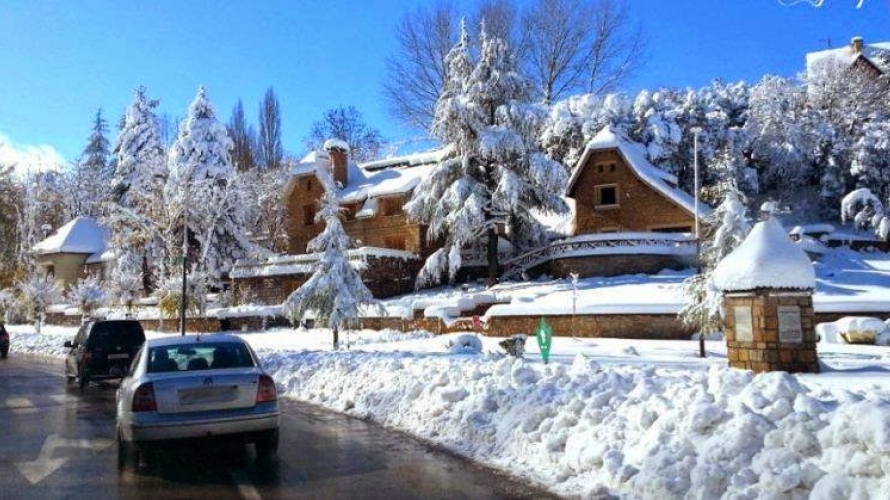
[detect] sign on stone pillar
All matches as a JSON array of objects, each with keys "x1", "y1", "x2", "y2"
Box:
[
  {"x1": 778, "y1": 306, "x2": 803, "y2": 343},
  {"x1": 712, "y1": 218, "x2": 819, "y2": 374}
]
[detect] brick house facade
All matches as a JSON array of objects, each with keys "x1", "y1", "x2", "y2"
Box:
[{"x1": 566, "y1": 126, "x2": 704, "y2": 235}]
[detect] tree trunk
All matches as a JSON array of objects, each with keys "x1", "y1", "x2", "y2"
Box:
[
  {"x1": 487, "y1": 226, "x2": 499, "y2": 287},
  {"x1": 332, "y1": 324, "x2": 339, "y2": 350}
]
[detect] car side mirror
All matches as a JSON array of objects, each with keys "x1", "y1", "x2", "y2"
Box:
[{"x1": 64, "y1": 341, "x2": 74, "y2": 348}]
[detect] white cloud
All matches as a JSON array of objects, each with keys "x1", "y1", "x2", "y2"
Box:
[{"x1": 0, "y1": 132, "x2": 67, "y2": 177}]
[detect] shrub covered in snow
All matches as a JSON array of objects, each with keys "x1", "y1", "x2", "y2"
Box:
[
  {"x1": 446, "y1": 333, "x2": 483, "y2": 354},
  {"x1": 817, "y1": 316, "x2": 890, "y2": 345},
  {"x1": 66, "y1": 276, "x2": 107, "y2": 319}
]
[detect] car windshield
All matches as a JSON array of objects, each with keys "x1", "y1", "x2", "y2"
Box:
[{"x1": 147, "y1": 342, "x2": 255, "y2": 373}]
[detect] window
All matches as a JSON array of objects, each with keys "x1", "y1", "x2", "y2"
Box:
[
  {"x1": 384, "y1": 235, "x2": 407, "y2": 250},
  {"x1": 303, "y1": 205, "x2": 315, "y2": 226},
  {"x1": 380, "y1": 198, "x2": 402, "y2": 216},
  {"x1": 46, "y1": 265, "x2": 55, "y2": 277},
  {"x1": 594, "y1": 184, "x2": 619, "y2": 208}
]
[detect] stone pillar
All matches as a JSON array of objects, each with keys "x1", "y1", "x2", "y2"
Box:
[{"x1": 724, "y1": 290, "x2": 819, "y2": 373}]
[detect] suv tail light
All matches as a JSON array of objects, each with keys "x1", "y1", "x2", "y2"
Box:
[
  {"x1": 83, "y1": 350, "x2": 93, "y2": 366},
  {"x1": 256, "y1": 375, "x2": 277, "y2": 403},
  {"x1": 0, "y1": 331, "x2": 8, "y2": 341},
  {"x1": 132, "y1": 383, "x2": 158, "y2": 412}
]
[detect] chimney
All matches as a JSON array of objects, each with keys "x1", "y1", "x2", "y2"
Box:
[
  {"x1": 852, "y1": 36, "x2": 864, "y2": 54},
  {"x1": 323, "y1": 138, "x2": 350, "y2": 186}
]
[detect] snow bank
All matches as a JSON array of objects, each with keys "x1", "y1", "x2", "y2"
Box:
[
  {"x1": 714, "y1": 218, "x2": 816, "y2": 291},
  {"x1": 262, "y1": 351, "x2": 890, "y2": 499}
]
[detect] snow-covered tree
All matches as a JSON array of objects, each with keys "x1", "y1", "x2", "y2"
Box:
[
  {"x1": 68, "y1": 109, "x2": 113, "y2": 218},
  {"x1": 109, "y1": 253, "x2": 143, "y2": 317},
  {"x1": 841, "y1": 187, "x2": 886, "y2": 238},
  {"x1": 18, "y1": 274, "x2": 62, "y2": 334},
  {"x1": 107, "y1": 87, "x2": 169, "y2": 293},
  {"x1": 166, "y1": 87, "x2": 259, "y2": 286},
  {"x1": 406, "y1": 21, "x2": 568, "y2": 287},
  {"x1": 283, "y1": 161, "x2": 378, "y2": 349},
  {"x1": 680, "y1": 183, "x2": 751, "y2": 335},
  {"x1": 66, "y1": 276, "x2": 107, "y2": 320},
  {"x1": 239, "y1": 164, "x2": 291, "y2": 252},
  {"x1": 851, "y1": 121, "x2": 890, "y2": 200}
]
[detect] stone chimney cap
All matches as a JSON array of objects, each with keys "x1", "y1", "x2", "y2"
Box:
[
  {"x1": 323, "y1": 138, "x2": 350, "y2": 152},
  {"x1": 852, "y1": 36, "x2": 864, "y2": 52}
]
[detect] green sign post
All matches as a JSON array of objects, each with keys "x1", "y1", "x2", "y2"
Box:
[{"x1": 536, "y1": 317, "x2": 553, "y2": 364}]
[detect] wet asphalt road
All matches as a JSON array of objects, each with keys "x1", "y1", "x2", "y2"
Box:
[{"x1": 0, "y1": 356, "x2": 558, "y2": 500}]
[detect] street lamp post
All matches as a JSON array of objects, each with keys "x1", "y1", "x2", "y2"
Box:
[
  {"x1": 179, "y1": 194, "x2": 188, "y2": 336},
  {"x1": 691, "y1": 127, "x2": 705, "y2": 358}
]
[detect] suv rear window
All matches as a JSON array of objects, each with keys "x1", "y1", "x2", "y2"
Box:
[
  {"x1": 86, "y1": 321, "x2": 146, "y2": 349},
  {"x1": 148, "y1": 342, "x2": 256, "y2": 373}
]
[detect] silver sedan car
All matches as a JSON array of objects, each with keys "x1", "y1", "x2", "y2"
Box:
[{"x1": 116, "y1": 334, "x2": 280, "y2": 467}]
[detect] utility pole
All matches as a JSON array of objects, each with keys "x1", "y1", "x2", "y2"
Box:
[{"x1": 691, "y1": 127, "x2": 705, "y2": 358}]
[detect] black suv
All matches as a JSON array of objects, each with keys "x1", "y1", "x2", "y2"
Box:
[{"x1": 65, "y1": 320, "x2": 146, "y2": 390}]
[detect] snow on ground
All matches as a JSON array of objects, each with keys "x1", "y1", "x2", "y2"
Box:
[{"x1": 7, "y1": 323, "x2": 890, "y2": 499}]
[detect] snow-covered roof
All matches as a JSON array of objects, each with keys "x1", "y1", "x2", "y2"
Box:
[
  {"x1": 713, "y1": 218, "x2": 816, "y2": 292},
  {"x1": 806, "y1": 38, "x2": 890, "y2": 74},
  {"x1": 86, "y1": 248, "x2": 116, "y2": 265},
  {"x1": 32, "y1": 217, "x2": 109, "y2": 255},
  {"x1": 567, "y1": 126, "x2": 711, "y2": 218},
  {"x1": 287, "y1": 149, "x2": 440, "y2": 204},
  {"x1": 360, "y1": 147, "x2": 450, "y2": 172}
]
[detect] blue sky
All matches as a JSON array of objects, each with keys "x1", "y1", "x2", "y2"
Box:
[{"x1": 0, "y1": 0, "x2": 887, "y2": 169}]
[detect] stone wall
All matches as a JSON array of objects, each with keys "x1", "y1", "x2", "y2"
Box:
[
  {"x1": 485, "y1": 314, "x2": 692, "y2": 339},
  {"x1": 724, "y1": 291, "x2": 819, "y2": 373}
]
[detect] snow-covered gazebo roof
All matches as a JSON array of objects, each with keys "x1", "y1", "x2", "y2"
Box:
[
  {"x1": 32, "y1": 216, "x2": 109, "y2": 256},
  {"x1": 567, "y1": 126, "x2": 711, "y2": 218},
  {"x1": 713, "y1": 218, "x2": 816, "y2": 292}
]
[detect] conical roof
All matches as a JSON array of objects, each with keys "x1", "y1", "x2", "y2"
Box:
[{"x1": 713, "y1": 218, "x2": 815, "y2": 292}]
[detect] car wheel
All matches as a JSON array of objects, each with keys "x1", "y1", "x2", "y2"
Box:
[{"x1": 254, "y1": 428, "x2": 279, "y2": 460}]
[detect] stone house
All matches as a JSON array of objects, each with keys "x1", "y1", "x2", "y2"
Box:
[
  {"x1": 33, "y1": 216, "x2": 113, "y2": 289},
  {"x1": 806, "y1": 36, "x2": 890, "y2": 78},
  {"x1": 566, "y1": 126, "x2": 703, "y2": 234},
  {"x1": 500, "y1": 126, "x2": 708, "y2": 280},
  {"x1": 232, "y1": 142, "x2": 447, "y2": 303}
]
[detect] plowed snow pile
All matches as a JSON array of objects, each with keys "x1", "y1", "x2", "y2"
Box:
[{"x1": 263, "y1": 351, "x2": 890, "y2": 499}]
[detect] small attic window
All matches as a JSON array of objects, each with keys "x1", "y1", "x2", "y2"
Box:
[{"x1": 303, "y1": 205, "x2": 315, "y2": 226}]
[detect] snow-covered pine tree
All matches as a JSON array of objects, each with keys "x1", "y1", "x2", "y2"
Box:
[
  {"x1": 283, "y1": 157, "x2": 378, "y2": 349},
  {"x1": 680, "y1": 183, "x2": 751, "y2": 335},
  {"x1": 66, "y1": 276, "x2": 107, "y2": 320},
  {"x1": 107, "y1": 87, "x2": 169, "y2": 293},
  {"x1": 18, "y1": 273, "x2": 61, "y2": 334},
  {"x1": 166, "y1": 87, "x2": 258, "y2": 286},
  {"x1": 68, "y1": 109, "x2": 113, "y2": 218},
  {"x1": 406, "y1": 20, "x2": 568, "y2": 288}
]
